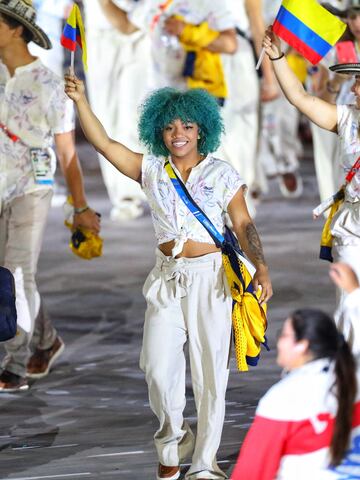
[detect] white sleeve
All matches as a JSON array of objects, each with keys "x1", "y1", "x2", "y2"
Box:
[
  {"x1": 222, "y1": 163, "x2": 247, "y2": 209},
  {"x1": 337, "y1": 104, "x2": 351, "y2": 139}
]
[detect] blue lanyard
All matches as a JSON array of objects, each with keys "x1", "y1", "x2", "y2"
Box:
[{"x1": 164, "y1": 160, "x2": 225, "y2": 247}]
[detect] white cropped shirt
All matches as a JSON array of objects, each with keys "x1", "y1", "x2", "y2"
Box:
[{"x1": 141, "y1": 154, "x2": 245, "y2": 257}]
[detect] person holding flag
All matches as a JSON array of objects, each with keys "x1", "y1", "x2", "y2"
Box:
[
  {"x1": 261, "y1": 17, "x2": 360, "y2": 317},
  {"x1": 64, "y1": 73, "x2": 273, "y2": 478},
  {"x1": 0, "y1": 0, "x2": 100, "y2": 392}
]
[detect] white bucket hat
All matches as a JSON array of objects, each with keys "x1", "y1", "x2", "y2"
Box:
[{"x1": 0, "y1": 0, "x2": 52, "y2": 49}]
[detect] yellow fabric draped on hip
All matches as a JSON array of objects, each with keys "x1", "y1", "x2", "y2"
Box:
[
  {"x1": 319, "y1": 188, "x2": 345, "y2": 262},
  {"x1": 222, "y1": 252, "x2": 267, "y2": 372}
]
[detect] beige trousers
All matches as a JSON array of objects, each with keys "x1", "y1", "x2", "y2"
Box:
[
  {"x1": 0, "y1": 190, "x2": 57, "y2": 376},
  {"x1": 141, "y1": 250, "x2": 232, "y2": 479}
]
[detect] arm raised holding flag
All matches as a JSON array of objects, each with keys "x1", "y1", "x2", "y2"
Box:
[
  {"x1": 64, "y1": 74, "x2": 143, "y2": 182},
  {"x1": 263, "y1": 27, "x2": 360, "y2": 312},
  {"x1": 262, "y1": 27, "x2": 337, "y2": 132}
]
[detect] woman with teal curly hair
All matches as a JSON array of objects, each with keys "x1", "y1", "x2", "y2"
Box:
[
  {"x1": 138, "y1": 87, "x2": 224, "y2": 157},
  {"x1": 65, "y1": 75, "x2": 272, "y2": 480}
]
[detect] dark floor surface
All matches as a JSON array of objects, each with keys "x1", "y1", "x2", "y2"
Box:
[{"x1": 0, "y1": 140, "x2": 335, "y2": 480}]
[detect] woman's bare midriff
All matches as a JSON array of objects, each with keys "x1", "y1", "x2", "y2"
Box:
[{"x1": 158, "y1": 239, "x2": 220, "y2": 258}]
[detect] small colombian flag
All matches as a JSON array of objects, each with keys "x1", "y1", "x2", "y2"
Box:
[
  {"x1": 273, "y1": 0, "x2": 346, "y2": 65},
  {"x1": 61, "y1": 4, "x2": 87, "y2": 71}
]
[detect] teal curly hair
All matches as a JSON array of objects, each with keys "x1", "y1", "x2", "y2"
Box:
[{"x1": 138, "y1": 87, "x2": 224, "y2": 156}]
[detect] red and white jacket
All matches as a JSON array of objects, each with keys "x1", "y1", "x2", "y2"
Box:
[{"x1": 231, "y1": 358, "x2": 360, "y2": 480}]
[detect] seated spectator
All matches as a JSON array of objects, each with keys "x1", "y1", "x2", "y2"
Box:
[{"x1": 231, "y1": 308, "x2": 360, "y2": 480}]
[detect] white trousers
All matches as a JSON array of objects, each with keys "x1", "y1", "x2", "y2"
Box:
[
  {"x1": 85, "y1": 28, "x2": 148, "y2": 207},
  {"x1": 140, "y1": 250, "x2": 232, "y2": 479},
  {"x1": 258, "y1": 94, "x2": 301, "y2": 180},
  {"x1": 217, "y1": 37, "x2": 260, "y2": 189}
]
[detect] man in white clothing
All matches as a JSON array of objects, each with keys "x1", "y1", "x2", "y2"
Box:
[
  {"x1": 0, "y1": 0, "x2": 100, "y2": 392},
  {"x1": 82, "y1": 0, "x2": 147, "y2": 221},
  {"x1": 218, "y1": 0, "x2": 279, "y2": 215},
  {"x1": 97, "y1": 0, "x2": 237, "y2": 94}
]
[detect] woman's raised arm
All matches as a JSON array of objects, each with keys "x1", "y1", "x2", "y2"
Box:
[
  {"x1": 64, "y1": 74, "x2": 143, "y2": 182},
  {"x1": 262, "y1": 27, "x2": 338, "y2": 133}
]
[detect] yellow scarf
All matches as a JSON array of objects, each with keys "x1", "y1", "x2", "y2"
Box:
[
  {"x1": 177, "y1": 17, "x2": 228, "y2": 99},
  {"x1": 222, "y1": 248, "x2": 268, "y2": 372},
  {"x1": 319, "y1": 188, "x2": 344, "y2": 262}
]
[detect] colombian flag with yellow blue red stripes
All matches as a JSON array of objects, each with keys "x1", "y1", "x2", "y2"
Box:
[
  {"x1": 60, "y1": 4, "x2": 87, "y2": 71},
  {"x1": 273, "y1": 0, "x2": 346, "y2": 64}
]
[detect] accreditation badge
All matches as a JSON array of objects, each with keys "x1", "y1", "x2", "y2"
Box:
[{"x1": 30, "y1": 148, "x2": 55, "y2": 185}]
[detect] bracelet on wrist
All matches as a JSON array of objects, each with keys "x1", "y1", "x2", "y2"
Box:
[
  {"x1": 326, "y1": 81, "x2": 340, "y2": 95},
  {"x1": 270, "y1": 52, "x2": 285, "y2": 61},
  {"x1": 74, "y1": 205, "x2": 89, "y2": 214}
]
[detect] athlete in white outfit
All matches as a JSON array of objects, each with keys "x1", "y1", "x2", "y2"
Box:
[
  {"x1": 82, "y1": 0, "x2": 148, "y2": 221},
  {"x1": 217, "y1": 0, "x2": 279, "y2": 216},
  {"x1": 64, "y1": 77, "x2": 273, "y2": 479},
  {"x1": 258, "y1": 0, "x2": 303, "y2": 199},
  {"x1": 262, "y1": 27, "x2": 360, "y2": 320}
]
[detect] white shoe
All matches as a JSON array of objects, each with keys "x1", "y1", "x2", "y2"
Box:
[{"x1": 110, "y1": 200, "x2": 144, "y2": 221}]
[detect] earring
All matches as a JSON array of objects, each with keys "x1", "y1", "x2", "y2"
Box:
[{"x1": 197, "y1": 134, "x2": 201, "y2": 140}]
